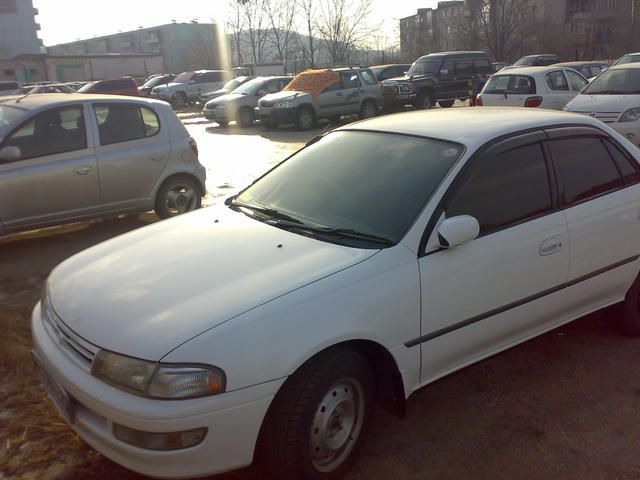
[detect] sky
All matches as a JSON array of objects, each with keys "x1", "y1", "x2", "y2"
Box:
[{"x1": 33, "y1": 0, "x2": 438, "y2": 46}]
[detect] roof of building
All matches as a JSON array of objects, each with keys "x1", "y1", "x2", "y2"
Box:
[{"x1": 339, "y1": 108, "x2": 605, "y2": 148}]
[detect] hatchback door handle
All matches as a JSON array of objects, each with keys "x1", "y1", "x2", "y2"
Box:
[
  {"x1": 73, "y1": 166, "x2": 92, "y2": 175},
  {"x1": 539, "y1": 236, "x2": 562, "y2": 256},
  {"x1": 150, "y1": 155, "x2": 165, "y2": 162}
]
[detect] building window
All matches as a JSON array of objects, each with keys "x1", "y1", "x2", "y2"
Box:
[
  {"x1": 29, "y1": 68, "x2": 37, "y2": 75},
  {"x1": 3, "y1": 69, "x2": 14, "y2": 76}
]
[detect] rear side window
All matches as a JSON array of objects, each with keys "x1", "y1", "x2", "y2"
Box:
[
  {"x1": 603, "y1": 139, "x2": 640, "y2": 186},
  {"x1": 94, "y1": 103, "x2": 160, "y2": 145},
  {"x1": 445, "y1": 143, "x2": 552, "y2": 235},
  {"x1": 360, "y1": 70, "x2": 377, "y2": 85},
  {"x1": 550, "y1": 137, "x2": 623, "y2": 205},
  {"x1": 473, "y1": 59, "x2": 492, "y2": 74},
  {"x1": 3, "y1": 106, "x2": 87, "y2": 160},
  {"x1": 545, "y1": 71, "x2": 569, "y2": 91},
  {"x1": 455, "y1": 60, "x2": 473, "y2": 76}
]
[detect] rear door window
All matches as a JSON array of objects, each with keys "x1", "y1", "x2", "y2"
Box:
[
  {"x1": 545, "y1": 71, "x2": 569, "y2": 91},
  {"x1": 603, "y1": 139, "x2": 640, "y2": 186},
  {"x1": 341, "y1": 72, "x2": 361, "y2": 89},
  {"x1": 550, "y1": 136, "x2": 623, "y2": 205},
  {"x1": 94, "y1": 103, "x2": 160, "y2": 145},
  {"x1": 473, "y1": 59, "x2": 492, "y2": 75}
]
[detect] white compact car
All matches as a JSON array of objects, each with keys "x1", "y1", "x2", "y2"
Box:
[
  {"x1": 33, "y1": 108, "x2": 640, "y2": 479},
  {"x1": 564, "y1": 63, "x2": 640, "y2": 147},
  {"x1": 477, "y1": 66, "x2": 588, "y2": 109}
]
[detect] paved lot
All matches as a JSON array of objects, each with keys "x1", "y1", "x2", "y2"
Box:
[{"x1": 2, "y1": 110, "x2": 640, "y2": 480}]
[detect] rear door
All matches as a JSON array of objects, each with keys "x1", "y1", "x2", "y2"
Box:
[
  {"x1": 340, "y1": 71, "x2": 363, "y2": 114},
  {"x1": 0, "y1": 104, "x2": 100, "y2": 231},
  {"x1": 91, "y1": 102, "x2": 170, "y2": 210},
  {"x1": 543, "y1": 70, "x2": 573, "y2": 109},
  {"x1": 316, "y1": 81, "x2": 343, "y2": 117},
  {"x1": 546, "y1": 128, "x2": 640, "y2": 311}
]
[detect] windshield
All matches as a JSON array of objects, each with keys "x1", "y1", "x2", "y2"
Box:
[
  {"x1": 614, "y1": 54, "x2": 640, "y2": 66},
  {"x1": 234, "y1": 131, "x2": 464, "y2": 246},
  {"x1": 0, "y1": 105, "x2": 27, "y2": 131},
  {"x1": 234, "y1": 77, "x2": 265, "y2": 95},
  {"x1": 408, "y1": 60, "x2": 441, "y2": 76},
  {"x1": 173, "y1": 72, "x2": 194, "y2": 83},
  {"x1": 222, "y1": 77, "x2": 247, "y2": 91},
  {"x1": 582, "y1": 68, "x2": 640, "y2": 95},
  {"x1": 142, "y1": 76, "x2": 170, "y2": 88}
]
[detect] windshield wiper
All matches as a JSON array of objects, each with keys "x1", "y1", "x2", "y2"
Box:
[
  {"x1": 269, "y1": 219, "x2": 395, "y2": 246},
  {"x1": 229, "y1": 201, "x2": 304, "y2": 224}
]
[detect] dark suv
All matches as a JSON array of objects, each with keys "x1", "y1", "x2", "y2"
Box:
[
  {"x1": 382, "y1": 51, "x2": 492, "y2": 109},
  {"x1": 77, "y1": 77, "x2": 139, "y2": 96}
]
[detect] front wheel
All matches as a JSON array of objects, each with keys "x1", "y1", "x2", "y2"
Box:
[
  {"x1": 358, "y1": 100, "x2": 377, "y2": 119},
  {"x1": 154, "y1": 176, "x2": 202, "y2": 219},
  {"x1": 172, "y1": 92, "x2": 187, "y2": 109},
  {"x1": 416, "y1": 90, "x2": 434, "y2": 110},
  {"x1": 295, "y1": 107, "x2": 316, "y2": 131},
  {"x1": 260, "y1": 348, "x2": 374, "y2": 480},
  {"x1": 438, "y1": 99, "x2": 455, "y2": 108}
]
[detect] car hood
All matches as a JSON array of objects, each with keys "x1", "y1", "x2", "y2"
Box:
[
  {"x1": 47, "y1": 206, "x2": 377, "y2": 360},
  {"x1": 208, "y1": 92, "x2": 246, "y2": 105},
  {"x1": 261, "y1": 90, "x2": 307, "y2": 103},
  {"x1": 202, "y1": 88, "x2": 230, "y2": 100},
  {"x1": 566, "y1": 94, "x2": 640, "y2": 113}
]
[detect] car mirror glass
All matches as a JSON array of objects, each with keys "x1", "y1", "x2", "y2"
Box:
[
  {"x1": 438, "y1": 215, "x2": 480, "y2": 248},
  {"x1": 0, "y1": 145, "x2": 21, "y2": 162}
]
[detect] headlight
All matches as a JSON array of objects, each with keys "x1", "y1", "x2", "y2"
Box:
[
  {"x1": 216, "y1": 103, "x2": 228, "y2": 109},
  {"x1": 275, "y1": 100, "x2": 295, "y2": 108},
  {"x1": 91, "y1": 350, "x2": 225, "y2": 399},
  {"x1": 619, "y1": 107, "x2": 640, "y2": 123}
]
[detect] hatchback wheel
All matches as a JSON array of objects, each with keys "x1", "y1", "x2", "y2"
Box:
[
  {"x1": 359, "y1": 100, "x2": 377, "y2": 119},
  {"x1": 154, "y1": 176, "x2": 202, "y2": 219},
  {"x1": 260, "y1": 348, "x2": 373, "y2": 480},
  {"x1": 296, "y1": 107, "x2": 316, "y2": 131}
]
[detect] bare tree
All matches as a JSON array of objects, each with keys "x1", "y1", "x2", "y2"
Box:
[
  {"x1": 295, "y1": 0, "x2": 319, "y2": 68},
  {"x1": 227, "y1": 0, "x2": 244, "y2": 65},
  {"x1": 477, "y1": 0, "x2": 537, "y2": 61},
  {"x1": 240, "y1": 0, "x2": 270, "y2": 65},
  {"x1": 316, "y1": 0, "x2": 374, "y2": 65},
  {"x1": 265, "y1": 0, "x2": 296, "y2": 72}
]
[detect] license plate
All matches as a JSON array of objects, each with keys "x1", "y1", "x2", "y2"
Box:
[{"x1": 33, "y1": 352, "x2": 75, "y2": 424}]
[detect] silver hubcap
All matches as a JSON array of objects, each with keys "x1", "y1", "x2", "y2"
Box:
[
  {"x1": 362, "y1": 103, "x2": 376, "y2": 118},
  {"x1": 166, "y1": 185, "x2": 197, "y2": 214},
  {"x1": 310, "y1": 378, "x2": 364, "y2": 472},
  {"x1": 300, "y1": 111, "x2": 313, "y2": 129}
]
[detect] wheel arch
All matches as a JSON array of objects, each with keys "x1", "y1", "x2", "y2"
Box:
[{"x1": 154, "y1": 172, "x2": 205, "y2": 200}]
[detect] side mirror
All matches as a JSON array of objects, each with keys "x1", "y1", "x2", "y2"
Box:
[
  {"x1": 437, "y1": 215, "x2": 479, "y2": 248},
  {"x1": 0, "y1": 146, "x2": 21, "y2": 162}
]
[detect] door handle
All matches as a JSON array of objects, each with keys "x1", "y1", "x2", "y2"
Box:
[
  {"x1": 539, "y1": 236, "x2": 562, "y2": 256},
  {"x1": 150, "y1": 155, "x2": 165, "y2": 162},
  {"x1": 73, "y1": 166, "x2": 92, "y2": 175}
]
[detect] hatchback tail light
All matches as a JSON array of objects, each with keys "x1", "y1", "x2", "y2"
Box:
[
  {"x1": 524, "y1": 96, "x2": 543, "y2": 107},
  {"x1": 188, "y1": 137, "x2": 199, "y2": 157},
  {"x1": 475, "y1": 96, "x2": 483, "y2": 106}
]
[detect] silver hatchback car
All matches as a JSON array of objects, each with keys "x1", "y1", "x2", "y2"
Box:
[{"x1": 0, "y1": 94, "x2": 206, "y2": 236}]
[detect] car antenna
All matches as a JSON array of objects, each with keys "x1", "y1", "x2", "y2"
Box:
[{"x1": 15, "y1": 88, "x2": 34, "y2": 103}]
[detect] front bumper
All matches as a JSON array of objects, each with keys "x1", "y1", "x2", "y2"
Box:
[
  {"x1": 255, "y1": 106, "x2": 297, "y2": 125},
  {"x1": 609, "y1": 122, "x2": 640, "y2": 147},
  {"x1": 31, "y1": 302, "x2": 283, "y2": 479},
  {"x1": 203, "y1": 108, "x2": 233, "y2": 122}
]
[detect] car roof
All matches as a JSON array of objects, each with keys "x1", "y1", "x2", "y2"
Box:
[
  {"x1": 492, "y1": 66, "x2": 570, "y2": 75},
  {"x1": 520, "y1": 54, "x2": 559, "y2": 59},
  {"x1": 338, "y1": 108, "x2": 604, "y2": 148},
  {"x1": 0, "y1": 93, "x2": 169, "y2": 111},
  {"x1": 419, "y1": 51, "x2": 488, "y2": 59},
  {"x1": 370, "y1": 64, "x2": 411, "y2": 69},
  {"x1": 553, "y1": 61, "x2": 608, "y2": 67},
  {"x1": 610, "y1": 62, "x2": 640, "y2": 70}
]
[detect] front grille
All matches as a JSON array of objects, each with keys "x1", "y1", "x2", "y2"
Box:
[
  {"x1": 42, "y1": 297, "x2": 98, "y2": 367},
  {"x1": 574, "y1": 111, "x2": 621, "y2": 123},
  {"x1": 260, "y1": 100, "x2": 274, "y2": 107}
]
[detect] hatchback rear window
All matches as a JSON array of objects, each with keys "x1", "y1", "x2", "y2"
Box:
[{"x1": 483, "y1": 75, "x2": 536, "y2": 94}]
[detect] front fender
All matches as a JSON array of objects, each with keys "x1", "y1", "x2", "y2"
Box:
[{"x1": 161, "y1": 246, "x2": 421, "y2": 396}]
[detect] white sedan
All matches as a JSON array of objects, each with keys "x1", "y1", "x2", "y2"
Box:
[
  {"x1": 476, "y1": 66, "x2": 588, "y2": 109},
  {"x1": 564, "y1": 63, "x2": 640, "y2": 147},
  {"x1": 32, "y1": 108, "x2": 640, "y2": 479}
]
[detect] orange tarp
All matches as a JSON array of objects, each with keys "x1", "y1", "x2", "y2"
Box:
[{"x1": 283, "y1": 69, "x2": 340, "y2": 98}]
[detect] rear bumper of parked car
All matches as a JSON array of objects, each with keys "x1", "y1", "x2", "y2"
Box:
[
  {"x1": 31, "y1": 301, "x2": 282, "y2": 479},
  {"x1": 255, "y1": 106, "x2": 297, "y2": 125}
]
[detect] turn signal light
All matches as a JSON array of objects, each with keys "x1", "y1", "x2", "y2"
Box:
[
  {"x1": 524, "y1": 96, "x2": 543, "y2": 108},
  {"x1": 475, "y1": 96, "x2": 483, "y2": 106}
]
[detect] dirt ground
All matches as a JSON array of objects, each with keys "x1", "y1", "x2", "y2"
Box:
[{"x1": 3, "y1": 111, "x2": 640, "y2": 480}]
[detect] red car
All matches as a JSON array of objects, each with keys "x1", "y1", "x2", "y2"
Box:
[{"x1": 77, "y1": 77, "x2": 139, "y2": 96}]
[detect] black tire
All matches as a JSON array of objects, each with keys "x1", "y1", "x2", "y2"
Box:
[
  {"x1": 416, "y1": 90, "x2": 434, "y2": 110},
  {"x1": 295, "y1": 106, "x2": 316, "y2": 131},
  {"x1": 614, "y1": 274, "x2": 640, "y2": 336},
  {"x1": 358, "y1": 100, "x2": 377, "y2": 119},
  {"x1": 328, "y1": 115, "x2": 341, "y2": 123},
  {"x1": 217, "y1": 120, "x2": 229, "y2": 127},
  {"x1": 172, "y1": 92, "x2": 187, "y2": 109},
  {"x1": 154, "y1": 175, "x2": 202, "y2": 219},
  {"x1": 260, "y1": 348, "x2": 374, "y2": 480},
  {"x1": 262, "y1": 119, "x2": 276, "y2": 129},
  {"x1": 438, "y1": 99, "x2": 455, "y2": 108},
  {"x1": 238, "y1": 107, "x2": 255, "y2": 127}
]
